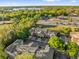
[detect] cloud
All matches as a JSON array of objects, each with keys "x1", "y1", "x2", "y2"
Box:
[
  {"x1": 45, "y1": 0, "x2": 55, "y2": 1},
  {"x1": 70, "y1": 0, "x2": 77, "y2": 2},
  {"x1": 43, "y1": 0, "x2": 61, "y2": 2},
  {"x1": 44, "y1": 0, "x2": 77, "y2": 2}
]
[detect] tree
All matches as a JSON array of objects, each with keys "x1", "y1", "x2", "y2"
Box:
[
  {"x1": 14, "y1": 18, "x2": 34, "y2": 40},
  {"x1": 66, "y1": 42, "x2": 78, "y2": 57},
  {"x1": 15, "y1": 53, "x2": 35, "y2": 59},
  {"x1": 67, "y1": 17, "x2": 72, "y2": 22},
  {"x1": 48, "y1": 36, "x2": 64, "y2": 51},
  {"x1": 48, "y1": 36, "x2": 79, "y2": 58},
  {"x1": 0, "y1": 44, "x2": 7, "y2": 59},
  {"x1": 60, "y1": 27, "x2": 71, "y2": 36}
]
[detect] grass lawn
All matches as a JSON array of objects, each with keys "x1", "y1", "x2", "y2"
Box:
[
  {"x1": 0, "y1": 23, "x2": 13, "y2": 38},
  {"x1": 48, "y1": 25, "x2": 79, "y2": 32}
]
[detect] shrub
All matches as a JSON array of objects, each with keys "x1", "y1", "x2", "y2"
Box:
[
  {"x1": 66, "y1": 42, "x2": 78, "y2": 57},
  {"x1": 15, "y1": 53, "x2": 35, "y2": 59},
  {"x1": 48, "y1": 36, "x2": 64, "y2": 51}
]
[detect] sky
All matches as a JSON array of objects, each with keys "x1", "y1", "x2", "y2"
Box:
[{"x1": 0, "y1": 0, "x2": 79, "y2": 6}]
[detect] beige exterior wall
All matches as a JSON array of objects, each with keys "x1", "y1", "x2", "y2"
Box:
[
  {"x1": 71, "y1": 37, "x2": 79, "y2": 45},
  {"x1": 70, "y1": 32, "x2": 79, "y2": 45}
]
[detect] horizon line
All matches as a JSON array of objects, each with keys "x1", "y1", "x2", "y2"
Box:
[{"x1": 0, "y1": 5, "x2": 79, "y2": 7}]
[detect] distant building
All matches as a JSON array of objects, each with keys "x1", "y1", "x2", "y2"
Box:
[
  {"x1": 69, "y1": 13, "x2": 77, "y2": 17},
  {"x1": 5, "y1": 39, "x2": 54, "y2": 59},
  {"x1": 57, "y1": 16, "x2": 68, "y2": 20},
  {"x1": 29, "y1": 28, "x2": 55, "y2": 38},
  {"x1": 13, "y1": 8, "x2": 43, "y2": 11},
  {"x1": 5, "y1": 39, "x2": 23, "y2": 59},
  {"x1": 70, "y1": 32, "x2": 79, "y2": 45},
  {"x1": 36, "y1": 20, "x2": 57, "y2": 27}
]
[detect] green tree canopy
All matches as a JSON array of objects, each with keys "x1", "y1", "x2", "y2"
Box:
[
  {"x1": 60, "y1": 27, "x2": 71, "y2": 35},
  {"x1": 66, "y1": 42, "x2": 78, "y2": 57},
  {"x1": 0, "y1": 44, "x2": 7, "y2": 59},
  {"x1": 14, "y1": 18, "x2": 34, "y2": 40},
  {"x1": 48, "y1": 36, "x2": 64, "y2": 50}
]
